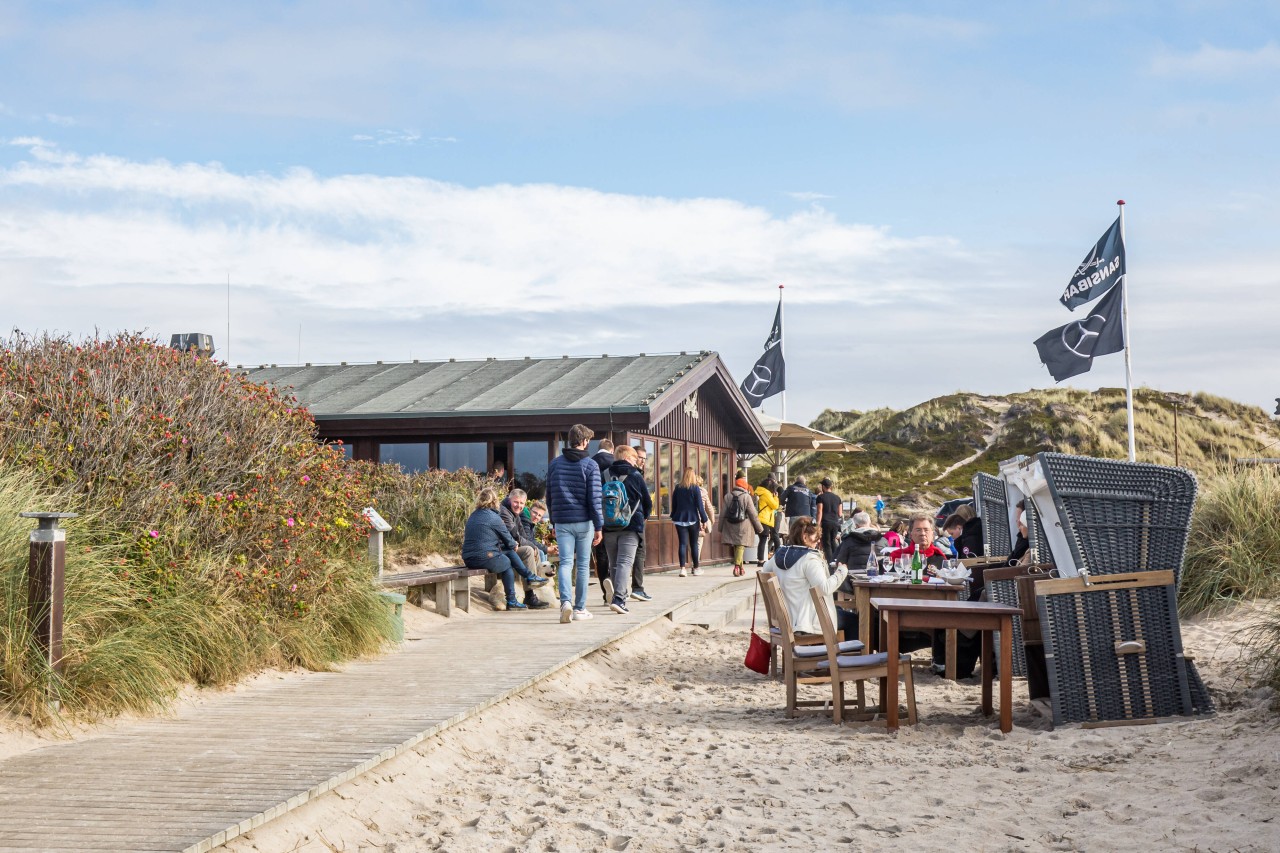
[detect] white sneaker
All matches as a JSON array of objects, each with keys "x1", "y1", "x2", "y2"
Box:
[
  {"x1": 560, "y1": 601, "x2": 572, "y2": 624},
  {"x1": 678, "y1": 567, "x2": 688, "y2": 577},
  {"x1": 692, "y1": 567, "x2": 703, "y2": 576},
  {"x1": 602, "y1": 578, "x2": 614, "y2": 603},
  {"x1": 572, "y1": 609, "x2": 593, "y2": 621}
]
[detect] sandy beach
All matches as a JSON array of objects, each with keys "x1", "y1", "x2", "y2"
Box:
[{"x1": 201, "y1": 596, "x2": 1280, "y2": 853}]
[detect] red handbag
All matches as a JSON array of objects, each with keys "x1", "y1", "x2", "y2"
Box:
[{"x1": 744, "y1": 589, "x2": 771, "y2": 674}]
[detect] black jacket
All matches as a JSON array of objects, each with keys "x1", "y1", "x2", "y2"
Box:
[{"x1": 955, "y1": 517, "x2": 985, "y2": 558}]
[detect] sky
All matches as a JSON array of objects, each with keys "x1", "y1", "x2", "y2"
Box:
[{"x1": 1, "y1": 1, "x2": 1277, "y2": 424}]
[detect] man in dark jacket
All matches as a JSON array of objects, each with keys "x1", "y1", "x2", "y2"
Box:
[
  {"x1": 546, "y1": 424, "x2": 603, "y2": 623},
  {"x1": 591, "y1": 438, "x2": 617, "y2": 602},
  {"x1": 601, "y1": 445, "x2": 653, "y2": 614},
  {"x1": 498, "y1": 490, "x2": 551, "y2": 609},
  {"x1": 782, "y1": 475, "x2": 814, "y2": 521}
]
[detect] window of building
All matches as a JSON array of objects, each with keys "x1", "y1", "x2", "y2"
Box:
[
  {"x1": 658, "y1": 441, "x2": 672, "y2": 515},
  {"x1": 381, "y1": 442, "x2": 431, "y2": 474},
  {"x1": 512, "y1": 440, "x2": 550, "y2": 500},
  {"x1": 438, "y1": 441, "x2": 487, "y2": 473}
]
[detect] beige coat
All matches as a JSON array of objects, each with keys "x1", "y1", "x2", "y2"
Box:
[{"x1": 718, "y1": 486, "x2": 763, "y2": 547}]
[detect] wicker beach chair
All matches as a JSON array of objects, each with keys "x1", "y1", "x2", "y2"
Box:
[
  {"x1": 1003, "y1": 453, "x2": 1196, "y2": 585},
  {"x1": 973, "y1": 472, "x2": 1010, "y2": 558},
  {"x1": 1035, "y1": 571, "x2": 1203, "y2": 725}
]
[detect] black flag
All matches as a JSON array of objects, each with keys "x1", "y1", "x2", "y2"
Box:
[
  {"x1": 1035, "y1": 281, "x2": 1125, "y2": 382},
  {"x1": 1060, "y1": 215, "x2": 1125, "y2": 310},
  {"x1": 740, "y1": 300, "x2": 785, "y2": 407}
]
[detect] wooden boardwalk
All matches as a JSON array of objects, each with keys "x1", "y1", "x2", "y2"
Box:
[{"x1": 0, "y1": 568, "x2": 748, "y2": 853}]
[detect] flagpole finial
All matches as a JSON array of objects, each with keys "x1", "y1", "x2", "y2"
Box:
[
  {"x1": 1116, "y1": 199, "x2": 1125, "y2": 205},
  {"x1": 778, "y1": 283, "x2": 785, "y2": 290}
]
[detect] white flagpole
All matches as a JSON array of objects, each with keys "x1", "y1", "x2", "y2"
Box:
[
  {"x1": 778, "y1": 283, "x2": 786, "y2": 424},
  {"x1": 1119, "y1": 199, "x2": 1135, "y2": 462}
]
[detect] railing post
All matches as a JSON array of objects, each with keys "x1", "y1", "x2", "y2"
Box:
[
  {"x1": 20, "y1": 512, "x2": 78, "y2": 676},
  {"x1": 362, "y1": 508, "x2": 392, "y2": 578}
]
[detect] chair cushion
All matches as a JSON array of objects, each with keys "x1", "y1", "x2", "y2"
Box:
[
  {"x1": 792, "y1": 640, "x2": 865, "y2": 657},
  {"x1": 813, "y1": 652, "x2": 912, "y2": 670}
]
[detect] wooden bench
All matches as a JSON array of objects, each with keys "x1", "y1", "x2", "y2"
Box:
[{"x1": 379, "y1": 567, "x2": 486, "y2": 617}]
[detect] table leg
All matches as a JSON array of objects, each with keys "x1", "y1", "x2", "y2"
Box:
[
  {"x1": 858, "y1": 589, "x2": 872, "y2": 652},
  {"x1": 885, "y1": 611, "x2": 900, "y2": 731},
  {"x1": 981, "y1": 628, "x2": 993, "y2": 717},
  {"x1": 945, "y1": 628, "x2": 957, "y2": 680},
  {"x1": 999, "y1": 616, "x2": 1013, "y2": 733}
]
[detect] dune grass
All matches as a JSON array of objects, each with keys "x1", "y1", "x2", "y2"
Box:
[{"x1": 1179, "y1": 463, "x2": 1280, "y2": 615}]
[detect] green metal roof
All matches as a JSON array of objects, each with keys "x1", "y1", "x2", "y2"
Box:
[{"x1": 242, "y1": 352, "x2": 717, "y2": 418}]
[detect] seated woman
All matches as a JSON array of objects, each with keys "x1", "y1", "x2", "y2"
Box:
[
  {"x1": 760, "y1": 516, "x2": 847, "y2": 636},
  {"x1": 462, "y1": 487, "x2": 549, "y2": 610}
]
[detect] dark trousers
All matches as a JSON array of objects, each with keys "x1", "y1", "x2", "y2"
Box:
[
  {"x1": 633, "y1": 535, "x2": 647, "y2": 593},
  {"x1": 757, "y1": 521, "x2": 779, "y2": 563},
  {"x1": 931, "y1": 629, "x2": 983, "y2": 678},
  {"x1": 676, "y1": 524, "x2": 701, "y2": 568},
  {"x1": 821, "y1": 522, "x2": 840, "y2": 563},
  {"x1": 593, "y1": 539, "x2": 610, "y2": 592}
]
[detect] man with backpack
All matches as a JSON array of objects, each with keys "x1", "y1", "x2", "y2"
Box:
[
  {"x1": 601, "y1": 445, "x2": 652, "y2": 614},
  {"x1": 781, "y1": 475, "x2": 814, "y2": 522},
  {"x1": 591, "y1": 438, "x2": 617, "y2": 603}
]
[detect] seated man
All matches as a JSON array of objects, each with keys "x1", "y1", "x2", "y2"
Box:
[
  {"x1": 523, "y1": 499, "x2": 559, "y2": 571},
  {"x1": 892, "y1": 512, "x2": 982, "y2": 678},
  {"x1": 498, "y1": 488, "x2": 552, "y2": 610}
]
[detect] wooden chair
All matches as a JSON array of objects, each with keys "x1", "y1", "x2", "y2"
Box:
[
  {"x1": 756, "y1": 571, "x2": 860, "y2": 679},
  {"x1": 757, "y1": 574, "x2": 864, "y2": 718},
  {"x1": 808, "y1": 586, "x2": 918, "y2": 726}
]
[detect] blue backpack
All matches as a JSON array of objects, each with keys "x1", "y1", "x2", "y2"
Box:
[{"x1": 601, "y1": 471, "x2": 637, "y2": 531}]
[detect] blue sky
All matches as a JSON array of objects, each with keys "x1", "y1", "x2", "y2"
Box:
[{"x1": 1, "y1": 1, "x2": 1277, "y2": 423}]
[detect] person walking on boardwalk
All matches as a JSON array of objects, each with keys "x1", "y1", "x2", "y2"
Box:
[
  {"x1": 671, "y1": 466, "x2": 709, "y2": 577},
  {"x1": 591, "y1": 438, "x2": 617, "y2": 602},
  {"x1": 815, "y1": 478, "x2": 843, "y2": 564},
  {"x1": 718, "y1": 476, "x2": 762, "y2": 576},
  {"x1": 874, "y1": 494, "x2": 885, "y2": 525},
  {"x1": 546, "y1": 424, "x2": 603, "y2": 623},
  {"x1": 754, "y1": 477, "x2": 780, "y2": 567},
  {"x1": 781, "y1": 475, "x2": 814, "y2": 523},
  {"x1": 601, "y1": 445, "x2": 653, "y2": 614}
]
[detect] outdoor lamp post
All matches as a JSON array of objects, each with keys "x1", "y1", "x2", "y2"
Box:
[{"x1": 20, "y1": 511, "x2": 78, "y2": 676}]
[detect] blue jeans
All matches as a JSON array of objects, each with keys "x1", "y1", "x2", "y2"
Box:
[
  {"x1": 466, "y1": 550, "x2": 528, "y2": 601},
  {"x1": 555, "y1": 521, "x2": 594, "y2": 611}
]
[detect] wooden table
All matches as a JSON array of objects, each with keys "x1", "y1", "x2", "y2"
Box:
[
  {"x1": 872, "y1": 597, "x2": 1022, "y2": 732},
  {"x1": 840, "y1": 578, "x2": 961, "y2": 676}
]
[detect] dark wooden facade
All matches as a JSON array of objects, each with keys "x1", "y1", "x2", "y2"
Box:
[{"x1": 263, "y1": 353, "x2": 769, "y2": 571}]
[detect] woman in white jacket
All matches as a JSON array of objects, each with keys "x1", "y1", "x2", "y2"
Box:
[{"x1": 760, "y1": 516, "x2": 846, "y2": 636}]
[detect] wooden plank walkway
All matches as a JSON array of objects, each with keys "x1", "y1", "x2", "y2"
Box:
[{"x1": 0, "y1": 567, "x2": 745, "y2": 853}]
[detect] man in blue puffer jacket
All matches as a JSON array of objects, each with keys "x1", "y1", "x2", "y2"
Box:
[{"x1": 546, "y1": 423, "x2": 604, "y2": 623}]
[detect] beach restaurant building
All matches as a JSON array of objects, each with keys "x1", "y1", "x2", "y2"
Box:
[{"x1": 242, "y1": 352, "x2": 769, "y2": 570}]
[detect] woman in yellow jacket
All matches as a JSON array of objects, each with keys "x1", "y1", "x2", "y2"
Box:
[{"x1": 754, "y1": 478, "x2": 781, "y2": 567}]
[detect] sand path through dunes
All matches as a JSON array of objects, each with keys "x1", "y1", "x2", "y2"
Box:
[{"x1": 226, "y1": 605, "x2": 1280, "y2": 853}]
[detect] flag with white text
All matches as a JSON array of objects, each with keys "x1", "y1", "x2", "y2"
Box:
[{"x1": 1060, "y1": 215, "x2": 1125, "y2": 310}]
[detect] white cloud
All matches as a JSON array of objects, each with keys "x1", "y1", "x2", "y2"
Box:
[
  {"x1": 1149, "y1": 41, "x2": 1280, "y2": 78},
  {"x1": 786, "y1": 191, "x2": 834, "y2": 202},
  {"x1": 0, "y1": 147, "x2": 983, "y2": 318}
]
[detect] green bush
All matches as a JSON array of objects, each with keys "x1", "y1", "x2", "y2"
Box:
[
  {"x1": 1179, "y1": 463, "x2": 1280, "y2": 614},
  {"x1": 364, "y1": 463, "x2": 487, "y2": 560},
  {"x1": 0, "y1": 333, "x2": 394, "y2": 723}
]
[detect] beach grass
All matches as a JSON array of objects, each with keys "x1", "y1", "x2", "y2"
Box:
[{"x1": 1179, "y1": 463, "x2": 1280, "y2": 615}]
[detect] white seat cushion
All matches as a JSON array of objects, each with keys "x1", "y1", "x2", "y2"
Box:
[{"x1": 793, "y1": 639, "x2": 865, "y2": 657}]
